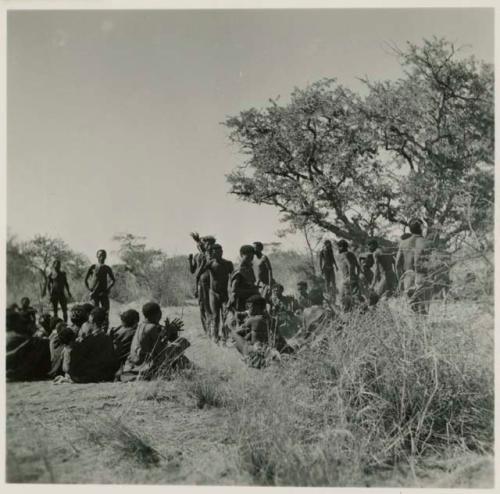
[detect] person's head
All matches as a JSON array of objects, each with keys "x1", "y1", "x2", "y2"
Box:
[
  {"x1": 142, "y1": 302, "x2": 162, "y2": 324},
  {"x1": 202, "y1": 236, "x2": 216, "y2": 249},
  {"x1": 252, "y1": 242, "x2": 264, "y2": 257},
  {"x1": 367, "y1": 239, "x2": 378, "y2": 252},
  {"x1": 80, "y1": 303, "x2": 95, "y2": 318},
  {"x1": 337, "y1": 239, "x2": 349, "y2": 253},
  {"x1": 120, "y1": 309, "x2": 140, "y2": 328},
  {"x1": 409, "y1": 219, "x2": 423, "y2": 235},
  {"x1": 89, "y1": 307, "x2": 107, "y2": 329},
  {"x1": 52, "y1": 259, "x2": 61, "y2": 271},
  {"x1": 210, "y1": 243, "x2": 223, "y2": 261},
  {"x1": 271, "y1": 283, "x2": 284, "y2": 297},
  {"x1": 57, "y1": 324, "x2": 76, "y2": 345},
  {"x1": 39, "y1": 313, "x2": 52, "y2": 332},
  {"x1": 70, "y1": 305, "x2": 89, "y2": 328},
  {"x1": 96, "y1": 249, "x2": 107, "y2": 264},
  {"x1": 297, "y1": 281, "x2": 308, "y2": 295},
  {"x1": 50, "y1": 316, "x2": 63, "y2": 332},
  {"x1": 20, "y1": 297, "x2": 30, "y2": 309},
  {"x1": 324, "y1": 239, "x2": 332, "y2": 248},
  {"x1": 246, "y1": 295, "x2": 266, "y2": 316},
  {"x1": 360, "y1": 253, "x2": 374, "y2": 269},
  {"x1": 240, "y1": 244, "x2": 255, "y2": 263},
  {"x1": 309, "y1": 288, "x2": 324, "y2": 306}
]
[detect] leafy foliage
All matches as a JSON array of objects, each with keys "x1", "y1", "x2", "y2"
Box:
[{"x1": 224, "y1": 38, "x2": 493, "y2": 248}]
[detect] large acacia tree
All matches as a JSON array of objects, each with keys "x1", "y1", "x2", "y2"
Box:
[
  {"x1": 363, "y1": 38, "x2": 494, "y2": 249},
  {"x1": 224, "y1": 38, "x2": 493, "y2": 248}
]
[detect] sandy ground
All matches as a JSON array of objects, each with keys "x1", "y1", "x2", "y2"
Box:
[{"x1": 6, "y1": 302, "x2": 494, "y2": 486}]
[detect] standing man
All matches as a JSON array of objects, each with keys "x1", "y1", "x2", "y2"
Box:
[
  {"x1": 319, "y1": 239, "x2": 338, "y2": 304},
  {"x1": 253, "y1": 241, "x2": 273, "y2": 302},
  {"x1": 197, "y1": 243, "x2": 234, "y2": 344},
  {"x1": 395, "y1": 219, "x2": 433, "y2": 314},
  {"x1": 192, "y1": 234, "x2": 217, "y2": 335},
  {"x1": 84, "y1": 249, "x2": 115, "y2": 327},
  {"x1": 336, "y1": 240, "x2": 361, "y2": 312},
  {"x1": 228, "y1": 245, "x2": 260, "y2": 315},
  {"x1": 47, "y1": 259, "x2": 72, "y2": 323},
  {"x1": 367, "y1": 239, "x2": 398, "y2": 299}
]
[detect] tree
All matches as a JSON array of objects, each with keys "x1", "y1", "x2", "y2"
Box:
[
  {"x1": 224, "y1": 38, "x2": 493, "y2": 249},
  {"x1": 112, "y1": 233, "x2": 192, "y2": 306},
  {"x1": 224, "y1": 79, "x2": 385, "y2": 244},
  {"x1": 363, "y1": 37, "x2": 494, "y2": 248},
  {"x1": 21, "y1": 234, "x2": 88, "y2": 300}
]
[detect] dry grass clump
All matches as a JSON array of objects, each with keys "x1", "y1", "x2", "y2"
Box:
[
  {"x1": 214, "y1": 300, "x2": 493, "y2": 486},
  {"x1": 78, "y1": 415, "x2": 161, "y2": 467},
  {"x1": 182, "y1": 368, "x2": 235, "y2": 409}
]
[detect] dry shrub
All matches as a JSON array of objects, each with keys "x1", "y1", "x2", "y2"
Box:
[
  {"x1": 78, "y1": 415, "x2": 161, "y2": 467},
  {"x1": 182, "y1": 368, "x2": 234, "y2": 409},
  {"x1": 216, "y1": 300, "x2": 493, "y2": 486}
]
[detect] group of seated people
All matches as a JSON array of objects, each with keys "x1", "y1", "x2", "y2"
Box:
[{"x1": 6, "y1": 298, "x2": 191, "y2": 383}]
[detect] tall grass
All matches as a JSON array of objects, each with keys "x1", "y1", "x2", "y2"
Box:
[{"x1": 184, "y1": 300, "x2": 493, "y2": 486}]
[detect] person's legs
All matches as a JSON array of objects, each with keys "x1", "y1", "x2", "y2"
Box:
[
  {"x1": 100, "y1": 294, "x2": 110, "y2": 330},
  {"x1": 231, "y1": 331, "x2": 250, "y2": 356},
  {"x1": 209, "y1": 290, "x2": 222, "y2": 343},
  {"x1": 51, "y1": 297, "x2": 59, "y2": 319},
  {"x1": 60, "y1": 296, "x2": 68, "y2": 323}
]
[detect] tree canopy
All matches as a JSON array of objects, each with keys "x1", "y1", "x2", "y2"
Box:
[{"x1": 224, "y1": 38, "x2": 493, "y2": 249}]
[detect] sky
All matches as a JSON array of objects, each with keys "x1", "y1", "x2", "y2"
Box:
[{"x1": 7, "y1": 8, "x2": 494, "y2": 263}]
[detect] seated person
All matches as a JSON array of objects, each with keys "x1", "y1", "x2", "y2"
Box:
[
  {"x1": 232, "y1": 295, "x2": 293, "y2": 369},
  {"x1": 108, "y1": 309, "x2": 140, "y2": 367},
  {"x1": 18, "y1": 297, "x2": 37, "y2": 335},
  {"x1": 6, "y1": 308, "x2": 51, "y2": 381},
  {"x1": 291, "y1": 281, "x2": 312, "y2": 314},
  {"x1": 68, "y1": 304, "x2": 91, "y2": 336},
  {"x1": 59, "y1": 308, "x2": 119, "y2": 383},
  {"x1": 78, "y1": 306, "x2": 107, "y2": 340},
  {"x1": 36, "y1": 313, "x2": 52, "y2": 337},
  {"x1": 121, "y1": 303, "x2": 189, "y2": 382},
  {"x1": 294, "y1": 288, "x2": 333, "y2": 344},
  {"x1": 48, "y1": 316, "x2": 66, "y2": 378},
  {"x1": 269, "y1": 284, "x2": 299, "y2": 338}
]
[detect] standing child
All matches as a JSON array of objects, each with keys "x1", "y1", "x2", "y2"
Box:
[
  {"x1": 85, "y1": 249, "x2": 115, "y2": 328},
  {"x1": 47, "y1": 259, "x2": 72, "y2": 322}
]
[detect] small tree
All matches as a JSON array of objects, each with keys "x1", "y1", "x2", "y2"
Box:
[{"x1": 21, "y1": 234, "x2": 88, "y2": 301}]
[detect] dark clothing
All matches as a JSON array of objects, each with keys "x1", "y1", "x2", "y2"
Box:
[
  {"x1": 7, "y1": 331, "x2": 51, "y2": 381},
  {"x1": 63, "y1": 332, "x2": 118, "y2": 383},
  {"x1": 121, "y1": 321, "x2": 190, "y2": 381},
  {"x1": 108, "y1": 325, "x2": 137, "y2": 364},
  {"x1": 18, "y1": 308, "x2": 37, "y2": 335}
]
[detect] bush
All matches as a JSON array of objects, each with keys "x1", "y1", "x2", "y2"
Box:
[{"x1": 209, "y1": 301, "x2": 493, "y2": 486}]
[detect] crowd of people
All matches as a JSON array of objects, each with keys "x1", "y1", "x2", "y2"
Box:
[
  {"x1": 6, "y1": 217, "x2": 444, "y2": 381},
  {"x1": 6, "y1": 250, "x2": 191, "y2": 383},
  {"x1": 187, "y1": 217, "x2": 442, "y2": 368}
]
